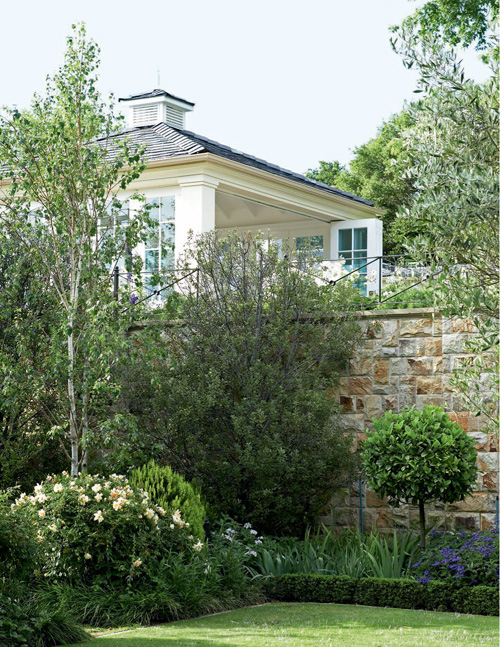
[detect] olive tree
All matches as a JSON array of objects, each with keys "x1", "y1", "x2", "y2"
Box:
[{"x1": 361, "y1": 406, "x2": 478, "y2": 549}]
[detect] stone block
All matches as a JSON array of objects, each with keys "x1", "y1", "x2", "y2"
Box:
[
  {"x1": 334, "y1": 508, "x2": 359, "y2": 528},
  {"x1": 366, "y1": 490, "x2": 387, "y2": 508},
  {"x1": 407, "y1": 358, "x2": 433, "y2": 375},
  {"x1": 338, "y1": 414, "x2": 366, "y2": 434},
  {"x1": 400, "y1": 318, "x2": 433, "y2": 337},
  {"x1": 477, "y1": 453, "x2": 499, "y2": 473},
  {"x1": 363, "y1": 395, "x2": 382, "y2": 420},
  {"x1": 468, "y1": 431, "x2": 488, "y2": 450},
  {"x1": 443, "y1": 333, "x2": 467, "y2": 354},
  {"x1": 373, "y1": 359, "x2": 390, "y2": 384},
  {"x1": 383, "y1": 396, "x2": 398, "y2": 412},
  {"x1": 481, "y1": 472, "x2": 498, "y2": 491},
  {"x1": 459, "y1": 493, "x2": 494, "y2": 513},
  {"x1": 348, "y1": 377, "x2": 372, "y2": 395},
  {"x1": 416, "y1": 376, "x2": 442, "y2": 395},
  {"x1": 375, "y1": 508, "x2": 392, "y2": 529},
  {"x1": 339, "y1": 377, "x2": 349, "y2": 396},
  {"x1": 372, "y1": 384, "x2": 391, "y2": 395},
  {"x1": 449, "y1": 318, "x2": 477, "y2": 334},
  {"x1": 432, "y1": 317, "x2": 443, "y2": 336},
  {"x1": 382, "y1": 319, "x2": 399, "y2": 346},
  {"x1": 454, "y1": 513, "x2": 479, "y2": 530},
  {"x1": 480, "y1": 513, "x2": 497, "y2": 530},
  {"x1": 423, "y1": 338, "x2": 443, "y2": 356},
  {"x1": 355, "y1": 397, "x2": 365, "y2": 413},
  {"x1": 339, "y1": 396, "x2": 354, "y2": 413},
  {"x1": 349, "y1": 357, "x2": 373, "y2": 376},
  {"x1": 399, "y1": 338, "x2": 417, "y2": 356},
  {"x1": 390, "y1": 358, "x2": 408, "y2": 376},
  {"x1": 381, "y1": 346, "x2": 398, "y2": 357},
  {"x1": 488, "y1": 434, "x2": 499, "y2": 452},
  {"x1": 427, "y1": 512, "x2": 453, "y2": 530},
  {"x1": 392, "y1": 507, "x2": 409, "y2": 529},
  {"x1": 364, "y1": 322, "x2": 382, "y2": 339},
  {"x1": 399, "y1": 386, "x2": 416, "y2": 410},
  {"x1": 415, "y1": 395, "x2": 443, "y2": 410}
]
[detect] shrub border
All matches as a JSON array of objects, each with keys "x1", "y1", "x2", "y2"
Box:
[{"x1": 264, "y1": 574, "x2": 499, "y2": 616}]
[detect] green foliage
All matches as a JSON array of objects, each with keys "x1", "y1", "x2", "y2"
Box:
[
  {"x1": 265, "y1": 573, "x2": 499, "y2": 615},
  {"x1": 398, "y1": 0, "x2": 498, "y2": 51},
  {"x1": 0, "y1": 24, "x2": 152, "y2": 475},
  {"x1": 306, "y1": 111, "x2": 422, "y2": 255},
  {"x1": 0, "y1": 493, "x2": 38, "y2": 582},
  {"x1": 129, "y1": 462, "x2": 206, "y2": 539},
  {"x1": 392, "y1": 21, "x2": 499, "y2": 431},
  {"x1": 12, "y1": 472, "x2": 202, "y2": 585},
  {"x1": 361, "y1": 407, "x2": 478, "y2": 548},
  {"x1": 411, "y1": 527, "x2": 499, "y2": 587},
  {"x1": 0, "y1": 582, "x2": 89, "y2": 647},
  {"x1": 119, "y1": 232, "x2": 360, "y2": 535}
]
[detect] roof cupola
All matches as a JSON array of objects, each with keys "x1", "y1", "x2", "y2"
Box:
[{"x1": 118, "y1": 89, "x2": 194, "y2": 129}]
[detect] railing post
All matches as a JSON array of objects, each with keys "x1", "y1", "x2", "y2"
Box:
[
  {"x1": 378, "y1": 256, "x2": 382, "y2": 303},
  {"x1": 113, "y1": 266, "x2": 119, "y2": 301}
]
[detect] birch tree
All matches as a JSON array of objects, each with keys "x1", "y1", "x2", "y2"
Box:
[{"x1": 0, "y1": 25, "x2": 149, "y2": 475}]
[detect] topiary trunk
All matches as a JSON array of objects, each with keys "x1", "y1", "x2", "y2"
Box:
[{"x1": 419, "y1": 499, "x2": 426, "y2": 550}]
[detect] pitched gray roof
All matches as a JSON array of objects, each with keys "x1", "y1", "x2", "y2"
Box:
[
  {"x1": 104, "y1": 123, "x2": 374, "y2": 207},
  {"x1": 118, "y1": 89, "x2": 195, "y2": 107}
]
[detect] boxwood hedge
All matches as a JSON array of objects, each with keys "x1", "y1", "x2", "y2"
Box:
[{"x1": 265, "y1": 574, "x2": 498, "y2": 616}]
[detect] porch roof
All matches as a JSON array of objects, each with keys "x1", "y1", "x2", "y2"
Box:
[{"x1": 104, "y1": 123, "x2": 374, "y2": 208}]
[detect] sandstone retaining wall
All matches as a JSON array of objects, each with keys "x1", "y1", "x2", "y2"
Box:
[{"x1": 327, "y1": 308, "x2": 498, "y2": 534}]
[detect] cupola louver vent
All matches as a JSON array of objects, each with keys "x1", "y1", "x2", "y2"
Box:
[
  {"x1": 165, "y1": 106, "x2": 184, "y2": 129},
  {"x1": 120, "y1": 90, "x2": 194, "y2": 129},
  {"x1": 132, "y1": 105, "x2": 159, "y2": 127}
]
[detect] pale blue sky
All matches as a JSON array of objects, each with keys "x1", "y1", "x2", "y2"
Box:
[{"x1": 1, "y1": 0, "x2": 488, "y2": 175}]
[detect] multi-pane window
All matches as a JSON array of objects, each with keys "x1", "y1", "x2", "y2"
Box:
[
  {"x1": 98, "y1": 201, "x2": 130, "y2": 273},
  {"x1": 144, "y1": 197, "x2": 175, "y2": 298},
  {"x1": 338, "y1": 227, "x2": 368, "y2": 292},
  {"x1": 296, "y1": 234, "x2": 324, "y2": 259}
]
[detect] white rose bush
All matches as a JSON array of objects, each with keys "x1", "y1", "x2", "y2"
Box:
[{"x1": 12, "y1": 472, "x2": 200, "y2": 584}]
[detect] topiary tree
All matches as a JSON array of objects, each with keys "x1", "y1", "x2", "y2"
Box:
[
  {"x1": 361, "y1": 406, "x2": 478, "y2": 549},
  {"x1": 129, "y1": 462, "x2": 206, "y2": 539}
]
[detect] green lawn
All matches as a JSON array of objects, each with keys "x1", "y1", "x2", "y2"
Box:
[{"x1": 69, "y1": 602, "x2": 499, "y2": 646}]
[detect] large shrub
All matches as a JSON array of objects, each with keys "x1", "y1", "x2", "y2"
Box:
[
  {"x1": 129, "y1": 462, "x2": 206, "y2": 539},
  {"x1": 361, "y1": 406, "x2": 478, "y2": 548},
  {"x1": 119, "y1": 232, "x2": 360, "y2": 535},
  {"x1": 12, "y1": 472, "x2": 201, "y2": 585}
]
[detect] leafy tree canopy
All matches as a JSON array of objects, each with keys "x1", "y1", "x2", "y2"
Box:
[{"x1": 399, "y1": 0, "x2": 498, "y2": 51}]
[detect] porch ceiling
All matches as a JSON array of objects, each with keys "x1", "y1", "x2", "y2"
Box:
[{"x1": 215, "y1": 191, "x2": 335, "y2": 228}]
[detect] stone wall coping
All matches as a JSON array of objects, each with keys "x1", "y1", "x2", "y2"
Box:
[
  {"x1": 130, "y1": 307, "x2": 440, "y2": 331},
  {"x1": 356, "y1": 307, "x2": 438, "y2": 320}
]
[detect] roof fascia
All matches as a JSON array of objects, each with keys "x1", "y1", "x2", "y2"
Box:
[{"x1": 135, "y1": 154, "x2": 384, "y2": 222}]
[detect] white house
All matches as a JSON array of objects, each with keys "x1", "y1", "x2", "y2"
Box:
[{"x1": 113, "y1": 89, "x2": 383, "y2": 294}]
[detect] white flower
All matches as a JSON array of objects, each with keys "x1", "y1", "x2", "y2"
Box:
[
  {"x1": 255, "y1": 539, "x2": 263, "y2": 545},
  {"x1": 53, "y1": 483, "x2": 64, "y2": 493},
  {"x1": 133, "y1": 559, "x2": 142, "y2": 568},
  {"x1": 249, "y1": 529, "x2": 257, "y2": 535},
  {"x1": 34, "y1": 484, "x2": 43, "y2": 494},
  {"x1": 243, "y1": 523, "x2": 252, "y2": 529},
  {"x1": 84, "y1": 553, "x2": 92, "y2": 560},
  {"x1": 145, "y1": 508, "x2": 155, "y2": 520},
  {"x1": 94, "y1": 493, "x2": 103, "y2": 502},
  {"x1": 48, "y1": 524, "x2": 57, "y2": 532},
  {"x1": 193, "y1": 541, "x2": 203, "y2": 552},
  {"x1": 245, "y1": 550, "x2": 257, "y2": 557},
  {"x1": 38, "y1": 509, "x2": 46, "y2": 518},
  {"x1": 172, "y1": 509, "x2": 182, "y2": 523},
  {"x1": 157, "y1": 506, "x2": 166, "y2": 516},
  {"x1": 78, "y1": 494, "x2": 90, "y2": 505},
  {"x1": 94, "y1": 510, "x2": 104, "y2": 523},
  {"x1": 36, "y1": 531, "x2": 44, "y2": 543},
  {"x1": 91, "y1": 484, "x2": 102, "y2": 493},
  {"x1": 170, "y1": 523, "x2": 175, "y2": 529}
]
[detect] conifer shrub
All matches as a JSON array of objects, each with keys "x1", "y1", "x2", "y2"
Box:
[{"x1": 129, "y1": 461, "x2": 206, "y2": 539}]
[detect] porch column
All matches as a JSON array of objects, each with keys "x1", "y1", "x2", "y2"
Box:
[{"x1": 176, "y1": 175, "x2": 219, "y2": 265}]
